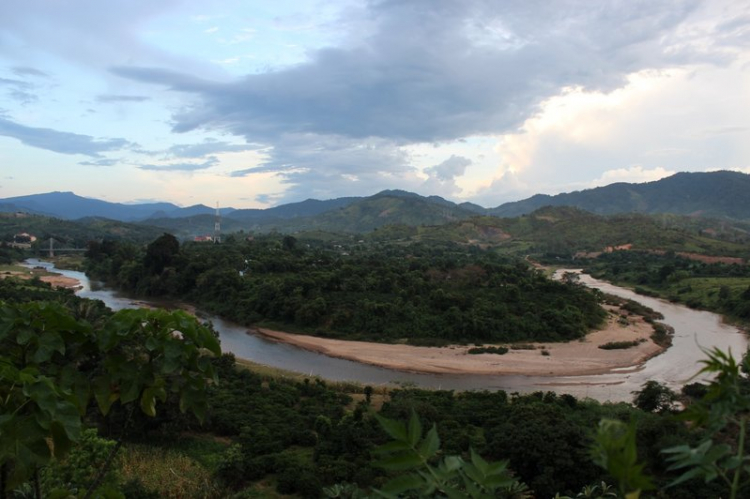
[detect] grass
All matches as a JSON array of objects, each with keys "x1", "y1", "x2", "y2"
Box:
[
  {"x1": 120, "y1": 443, "x2": 226, "y2": 498},
  {"x1": 0, "y1": 263, "x2": 29, "y2": 273}
]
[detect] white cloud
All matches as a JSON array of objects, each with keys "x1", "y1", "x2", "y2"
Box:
[{"x1": 592, "y1": 166, "x2": 677, "y2": 185}]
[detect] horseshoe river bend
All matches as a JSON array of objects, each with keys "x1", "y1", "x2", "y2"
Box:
[{"x1": 26, "y1": 259, "x2": 747, "y2": 403}]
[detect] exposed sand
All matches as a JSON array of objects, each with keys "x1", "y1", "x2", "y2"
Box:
[
  {"x1": 1, "y1": 265, "x2": 667, "y2": 377},
  {"x1": 254, "y1": 306, "x2": 664, "y2": 377},
  {"x1": 0, "y1": 269, "x2": 82, "y2": 289}
]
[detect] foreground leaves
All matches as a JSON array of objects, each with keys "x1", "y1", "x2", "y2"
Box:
[
  {"x1": 372, "y1": 411, "x2": 527, "y2": 498},
  {"x1": 0, "y1": 300, "x2": 220, "y2": 493}
]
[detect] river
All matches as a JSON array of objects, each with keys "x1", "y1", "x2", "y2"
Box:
[{"x1": 25, "y1": 259, "x2": 748, "y2": 402}]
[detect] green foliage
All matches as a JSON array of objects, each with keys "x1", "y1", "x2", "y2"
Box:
[
  {"x1": 372, "y1": 411, "x2": 527, "y2": 498},
  {"x1": 632, "y1": 381, "x2": 676, "y2": 414},
  {"x1": 587, "y1": 251, "x2": 750, "y2": 322},
  {"x1": 87, "y1": 235, "x2": 607, "y2": 345},
  {"x1": 467, "y1": 346, "x2": 509, "y2": 355},
  {"x1": 0, "y1": 289, "x2": 220, "y2": 496},
  {"x1": 591, "y1": 419, "x2": 655, "y2": 498},
  {"x1": 41, "y1": 428, "x2": 119, "y2": 495},
  {"x1": 661, "y1": 348, "x2": 750, "y2": 499},
  {"x1": 598, "y1": 340, "x2": 643, "y2": 350},
  {"x1": 0, "y1": 212, "x2": 163, "y2": 250}
]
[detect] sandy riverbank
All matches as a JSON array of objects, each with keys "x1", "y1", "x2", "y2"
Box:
[
  {"x1": 1, "y1": 268, "x2": 82, "y2": 289},
  {"x1": 3, "y1": 263, "x2": 666, "y2": 377},
  {"x1": 254, "y1": 306, "x2": 664, "y2": 377}
]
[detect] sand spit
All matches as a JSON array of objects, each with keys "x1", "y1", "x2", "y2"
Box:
[{"x1": 253, "y1": 307, "x2": 664, "y2": 377}]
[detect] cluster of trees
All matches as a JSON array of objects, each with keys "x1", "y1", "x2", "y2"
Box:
[
  {"x1": 0, "y1": 213, "x2": 164, "y2": 250},
  {"x1": 85, "y1": 234, "x2": 606, "y2": 344},
  {"x1": 586, "y1": 251, "x2": 750, "y2": 320},
  {"x1": 0, "y1": 244, "x2": 26, "y2": 265}
]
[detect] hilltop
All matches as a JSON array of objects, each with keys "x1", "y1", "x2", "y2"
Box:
[{"x1": 490, "y1": 170, "x2": 750, "y2": 219}]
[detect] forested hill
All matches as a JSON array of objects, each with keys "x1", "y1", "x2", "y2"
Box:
[
  {"x1": 86, "y1": 235, "x2": 606, "y2": 345},
  {"x1": 490, "y1": 170, "x2": 750, "y2": 219},
  {"x1": 365, "y1": 206, "x2": 750, "y2": 258},
  {"x1": 5, "y1": 171, "x2": 750, "y2": 233},
  {"x1": 0, "y1": 212, "x2": 164, "y2": 247}
]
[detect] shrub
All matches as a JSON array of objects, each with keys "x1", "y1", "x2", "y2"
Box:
[
  {"x1": 598, "y1": 340, "x2": 643, "y2": 350},
  {"x1": 467, "y1": 346, "x2": 509, "y2": 355}
]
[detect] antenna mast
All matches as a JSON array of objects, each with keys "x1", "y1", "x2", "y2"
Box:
[{"x1": 214, "y1": 202, "x2": 221, "y2": 243}]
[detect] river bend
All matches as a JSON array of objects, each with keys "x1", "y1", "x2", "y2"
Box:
[{"x1": 25, "y1": 260, "x2": 747, "y2": 402}]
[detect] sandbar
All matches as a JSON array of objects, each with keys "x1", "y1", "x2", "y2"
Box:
[{"x1": 253, "y1": 307, "x2": 664, "y2": 377}]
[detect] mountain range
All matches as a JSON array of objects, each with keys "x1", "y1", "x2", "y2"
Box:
[{"x1": 2, "y1": 171, "x2": 749, "y2": 235}]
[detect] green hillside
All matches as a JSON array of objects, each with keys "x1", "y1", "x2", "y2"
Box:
[
  {"x1": 0, "y1": 212, "x2": 164, "y2": 248},
  {"x1": 491, "y1": 171, "x2": 750, "y2": 219},
  {"x1": 360, "y1": 207, "x2": 750, "y2": 259}
]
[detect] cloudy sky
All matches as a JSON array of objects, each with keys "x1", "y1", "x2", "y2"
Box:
[{"x1": 1, "y1": 0, "x2": 749, "y2": 209}]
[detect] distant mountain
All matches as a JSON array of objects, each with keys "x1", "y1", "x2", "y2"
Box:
[
  {"x1": 146, "y1": 204, "x2": 236, "y2": 220},
  {"x1": 490, "y1": 171, "x2": 750, "y2": 219},
  {"x1": 0, "y1": 192, "x2": 180, "y2": 221},
  {"x1": 275, "y1": 191, "x2": 479, "y2": 233},
  {"x1": 4, "y1": 170, "x2": 748, "y2": 233},
  {"x1": 229, "y1": 196, "x2": 360, "y2": 221}
]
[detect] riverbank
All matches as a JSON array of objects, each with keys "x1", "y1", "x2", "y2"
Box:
[
  {"x1": 0, "y1": 264, "x2": 82, "y2": 289},
  {"x1": 253, "y1": 304, "x2": 664, "y2": 377},
  {"x1": 8, "y1": 261, "x2": 665, "y2": 377}
]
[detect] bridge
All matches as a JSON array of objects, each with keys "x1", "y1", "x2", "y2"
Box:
[{"x1": 39, "y1": 238, "x2": 88, "y2": 257}]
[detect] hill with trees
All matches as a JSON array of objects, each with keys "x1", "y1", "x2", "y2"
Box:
[
  {"x1": 6, "y1": 171, "x2": 749, "y2": 236},
  {"x1": 491, "y1": 170, "x2": 750, "y2": 219},
  {"x1": 85, "y1": 234, "x2": 606, "y2": 345}
]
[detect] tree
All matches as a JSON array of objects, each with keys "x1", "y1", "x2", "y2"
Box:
[
  {"x1": 144, "y1": 233, "x2": 180, "y2": 274},
  {"x1": 0, "y1": 301, "x2": 220, "y2": 497},
  {"x1": 632, "y1": 381, "x2": 676, "y2": 413},
  {"x1": 282, "y1": 235, "x2": 297, "y2": 251}
]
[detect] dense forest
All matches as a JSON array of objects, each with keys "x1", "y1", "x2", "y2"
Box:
[
  {"x1": 1, "y1": 277, "x2": 748, "y2": 498},
  {"x1": 84, "y1": 234, "x2": 606, "y2": 345}
]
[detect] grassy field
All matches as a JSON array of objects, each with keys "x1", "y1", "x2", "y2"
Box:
[{"x1": 120, "y1": 443, "x2": 225, "y2": 498}]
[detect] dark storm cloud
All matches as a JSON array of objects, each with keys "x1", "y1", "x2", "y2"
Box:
[
  {"x1": 111, "y1": 0, "x2": 746, "y2": 200},
  {"x1": 115, "y1": 1, "x2": 706, "y2": 144},
  {"x1": 139, "y1": 156, "x2": 219, "y2": 171},
  {"x1": 229, "y1": 133, "x2": 412, "y2": 178},
  {"x1": 0, "y1": 117, "x2": 131, "y2": 157},
  {"x1": 96, "y1": 94, "x2": 151, "y2": 103}
]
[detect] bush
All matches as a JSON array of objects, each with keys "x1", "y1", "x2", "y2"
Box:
[
  {"x1": 598, "y1": 340, "x2": 643, "y2": 350},
  {"x1": 467, "y1": 346, "x2": 509, "y2": 355},
  {"x1": 276, "y1": 466, "x2": 321, "y2": 498}
]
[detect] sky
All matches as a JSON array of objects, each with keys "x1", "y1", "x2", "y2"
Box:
[{"x1": 1, "y1": 0, "x2": 749, "y2": 209}]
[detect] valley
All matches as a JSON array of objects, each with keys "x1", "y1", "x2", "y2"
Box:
[{"x1": 3, "y1": 171, "x2": 750, "y2": 498}]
